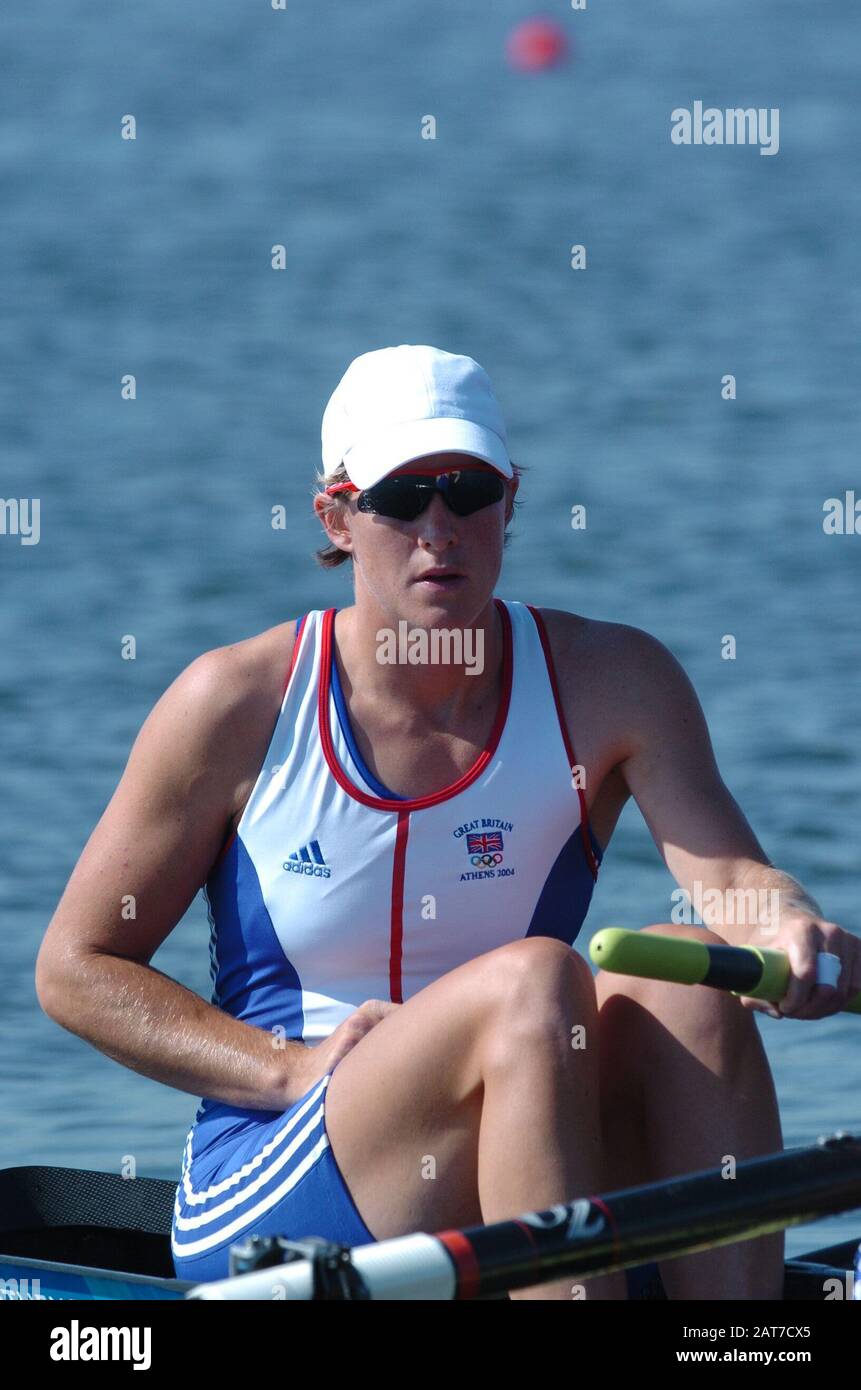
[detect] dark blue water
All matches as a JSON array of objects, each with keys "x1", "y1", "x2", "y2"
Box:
[{"x1": 1, "y1": 0, "x2": 859, "y2": 1265}]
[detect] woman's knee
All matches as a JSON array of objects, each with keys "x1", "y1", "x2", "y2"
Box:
[
  {"x1": 485, "y1": 935, "x2": 594, "y2": 1003},
  {"x1": 478, "y1": 936, "x2": 598, "y2": 1063}
]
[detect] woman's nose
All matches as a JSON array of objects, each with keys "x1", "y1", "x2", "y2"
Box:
[{"x1": 416, "y1": 492, "x2": 458, "y2": 538}]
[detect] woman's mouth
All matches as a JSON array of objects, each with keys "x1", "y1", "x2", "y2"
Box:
[{"x1": 414, "y1": 572, "x2": 465, "y2": 589}]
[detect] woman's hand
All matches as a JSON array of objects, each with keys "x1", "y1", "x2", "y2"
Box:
[
  {"x1": 293, "y1": 1000, "x2": 402, "y2": 1092},
  {"x1": 739, "y1": 915, "x2": 861, "y2": 1020}
]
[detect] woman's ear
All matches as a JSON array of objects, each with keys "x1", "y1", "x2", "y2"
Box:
[{"x1": 314, "y1": 493, "x2": 354, "y2": 558}]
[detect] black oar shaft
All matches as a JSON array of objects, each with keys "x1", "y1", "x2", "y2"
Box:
[{"x1": 438, "y1": 1134, "x2": 861, "y2": 1298}]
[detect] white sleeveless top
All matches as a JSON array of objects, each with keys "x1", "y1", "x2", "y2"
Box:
[{"x1": 195, "y1": 597, "x2": 602, "y2": 1139}]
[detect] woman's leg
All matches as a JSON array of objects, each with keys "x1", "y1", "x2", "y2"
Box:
[
  {"x1": 595, "y1": 923, "x2": 785, "y2": 1300},
  {"x1": 325, "y1": 934, "x2": 627, "y2": 1300}
]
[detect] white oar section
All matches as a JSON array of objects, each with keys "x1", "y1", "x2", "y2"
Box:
[{"x1": 188, "y1": 1233, "x2": 456, "y2": 1301}]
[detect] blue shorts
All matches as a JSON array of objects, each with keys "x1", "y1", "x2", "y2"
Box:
[
  {"x1": 172, "y1": 1071, "x2": 375, "y2": 1284},
  {"x1": 172, "y1": 1069, "x2": 666, "y2": 1298}
]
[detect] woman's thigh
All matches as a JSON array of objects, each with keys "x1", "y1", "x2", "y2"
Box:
[
  {"x1": 325, "y1": 936, "x2": 593, "y2": 1241},
  {"x1": 172, "y1": 937, "x2": 596, "y2": 1284}
]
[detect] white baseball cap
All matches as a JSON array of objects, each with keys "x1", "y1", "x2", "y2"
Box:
[{"x1": 321, "y1": 345, "x2": 513, "y2": 490}]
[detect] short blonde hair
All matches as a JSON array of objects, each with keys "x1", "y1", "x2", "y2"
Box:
[
  {"x1": 312, "y1": 460, "x2": 526, "y2": 569},
  {"x1": 311, "y1": 461, "x2": 356, "y2": 570}
]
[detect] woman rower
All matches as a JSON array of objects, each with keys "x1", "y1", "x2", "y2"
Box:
[{"x1": 36, "y1": 345, "x2": 861, "y2": 1299}]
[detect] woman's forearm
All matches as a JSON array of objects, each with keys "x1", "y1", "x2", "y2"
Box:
[
  {"x1": 719, "y1": 863, "x2": 825, "y2": 946},
  {"x1": 37, "y1": 951, "x2": 307, "y2": 1110}
]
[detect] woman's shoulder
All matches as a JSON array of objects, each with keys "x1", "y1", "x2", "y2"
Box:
[
  {"x1": 527, "y1": 605, "x2": 666, "y2": 660},
  {"x1": 174, "y1": 614, "x2": 316, "y2": 746},
  {"x1": 524, "y1": 605, "x2": 684, "y2": 703}
]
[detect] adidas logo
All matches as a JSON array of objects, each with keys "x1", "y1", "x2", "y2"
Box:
[{"x1": 283, "y1": 840, "x2": 332, "y2": 879}]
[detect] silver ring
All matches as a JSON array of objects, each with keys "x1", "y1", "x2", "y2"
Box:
[{"x1": 815, "y1": 951, "x2": 843, "y2": 988}]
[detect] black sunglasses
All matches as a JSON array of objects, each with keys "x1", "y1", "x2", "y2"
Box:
[{"x1": 355, "y1": 470, "x2": 505, "y2": 521}]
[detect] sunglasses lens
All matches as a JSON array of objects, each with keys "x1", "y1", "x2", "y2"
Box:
[
  {"x1": 357, "y1": 470, "x2": 505, "y2": 520},
  {"x1": 444, "y1": 472, "x2": 505, "y2": 515},
  {"x1": 357, "y1": 477, "x2": 432, "y2": 520}
]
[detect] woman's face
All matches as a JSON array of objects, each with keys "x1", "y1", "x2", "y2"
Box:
[{"x1": 317, "y1": 452, "x2": 517, "y2": 627}]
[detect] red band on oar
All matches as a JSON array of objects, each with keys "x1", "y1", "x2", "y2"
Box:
[{"x1": 436, "y1": 1230, "x2": 482, "y2": 1300}]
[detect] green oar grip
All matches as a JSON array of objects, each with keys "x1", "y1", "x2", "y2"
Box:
[
  {"x1": 589, "y1": 928, "x2": 861, "y2": 1015},
  {"x1": 590, "y1": 927, "x2": 709, "y2": 986}
]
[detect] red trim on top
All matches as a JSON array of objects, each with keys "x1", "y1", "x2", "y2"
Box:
[
  {"x1": 526, "y1": 604, "x2": 599, "y2": 881},
  {"x1": 317, "y1": 599, "x2": 514, "y2": 812},
  {"x1": 211, "y1": 826, "x2": 236, "y2": 873},
  {"x1": 281, "y1": 614, "x2": 308, "y2": 699},
  {"x1": 210, "y1": 615, "x2": 308, "y2": 878},
  {"x1": 389, "y1": 810, "x2": 410, "y2": 1003}
]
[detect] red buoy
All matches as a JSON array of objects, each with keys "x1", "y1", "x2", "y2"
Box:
[{"x1": 506, "y1": 18, "x2": 570, "y2": 72}]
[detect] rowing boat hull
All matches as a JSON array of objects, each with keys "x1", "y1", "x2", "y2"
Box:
[
  {"x1": 0, "y1": 1252, "x2": 191, "y2": 1301},
  {"x1": 1, "y1": 1245, "x2": 856, "y2": 1301}
]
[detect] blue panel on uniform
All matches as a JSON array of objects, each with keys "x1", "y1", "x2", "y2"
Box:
[
  {"x1": 526, "y1": 825, "x2": 603, "y2": 944},
  {"x1": 205, "y1": 834, "x2": 306, "y2": 1039}
]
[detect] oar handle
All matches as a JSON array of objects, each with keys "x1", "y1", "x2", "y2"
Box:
[{"x1": 589, "y1": 928, "x2": 861, "y2": 1015}]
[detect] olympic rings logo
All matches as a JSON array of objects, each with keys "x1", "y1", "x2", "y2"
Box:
[{"x1": 471, "y1": 853, "x2": 503, "y2": 867}]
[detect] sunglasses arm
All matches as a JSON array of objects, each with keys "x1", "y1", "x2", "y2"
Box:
[{"x1": 324, "y1": 482, "x2": 360, "y2": 497}]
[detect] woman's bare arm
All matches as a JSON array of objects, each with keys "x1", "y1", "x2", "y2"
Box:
[{"x1": 34, "y1": 630, "x2": 317, "y2": 1110}]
